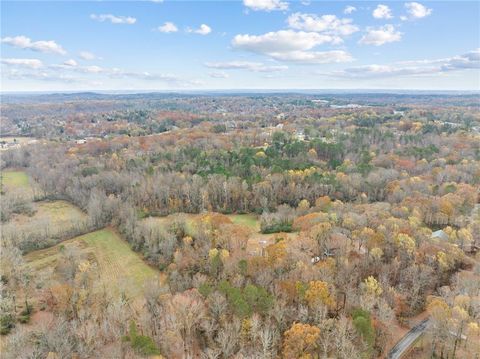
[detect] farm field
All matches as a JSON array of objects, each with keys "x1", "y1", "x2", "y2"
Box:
[{"x1": 25, "y1": 228, "x2": 163, "y2": 298}]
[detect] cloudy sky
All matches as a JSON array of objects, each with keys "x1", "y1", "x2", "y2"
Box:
[{"x1": 1, "y1": 0, "x2": 479, "y2": 91}]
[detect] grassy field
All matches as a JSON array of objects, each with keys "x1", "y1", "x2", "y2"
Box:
[
  {"x1": 142, "y1": 213, "x2": 260, "y2": 231},
  {"x1": 7, "y1": 200, "x2": 88, "y2": 231},
  {"x1": 140, "y1": 212, "x2": 298, "y2": 256},
  {"x1": 26, "y1": 228, "x2": 162, "y2": 298},
  {"x1": 1, "y1": 200, "x2": 90, "y2": 250},
  {"x1": 227, "y1": 214, "x2": 260, "y2": 231},
  {"x1": 34, "y1": 201, "x2": 87, "y2": 226},
  {"x1": 1, "y1": 170, "x2": 30, "y2": 191}
]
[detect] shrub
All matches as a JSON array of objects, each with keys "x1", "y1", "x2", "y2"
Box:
[
  {"x1": 0, "y1": 314, "x2": 15, "y2": 335},
  {"x1": 260, "y1": 205, "x2": 295, "y2": 234},
  {"x1": 352, "y1": 308, "x2": 375, "y2": 355},
  {"x1": 81, "y1": 166, "x2": 99, "y2": 177},
  {"x1": 127, "y1": 321, "x2": 161, "y2": 356},
  {"x1": 18, "y1": 304, "x2": 33, "y2": 324},
  {"x1": 218, "y1": 280, "x2": 274, "y2": 318},
  {"x1": 198, "y1": 282, "x2": 214, "y2": 297}
]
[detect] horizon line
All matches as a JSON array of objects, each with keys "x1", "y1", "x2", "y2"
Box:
[{"x1": 2, "y1": 89, "x2": 480, "y2": 95}]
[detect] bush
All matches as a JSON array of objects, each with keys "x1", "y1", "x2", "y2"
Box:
[
  {"x1": 260, "y1": 204, "x2": 295, "y2": 234},
  {"x1": 127, "y1": 321, "x2": 161, "y2": 356},
  {"x1": 81, "y1": 166, "x2": 99, "y2": 177},
  {"x1": 261, "y1": 222, "x2": 293, "y2": 234},
  {"x1": 352, "y1": 308, "x2": 375, "y2": 354},
  {"x1": 18, "y1": 304, "x2": 33, "y2": 324},
  {"x1": 218, "y1": 280, "x2": 274, "y2": 318},
  {"x1": 0, "y1": 314, "x2": 15, "y2": 335},
  {"x1": 199, "y1": 282, "x2": 214, "y2": 297}
]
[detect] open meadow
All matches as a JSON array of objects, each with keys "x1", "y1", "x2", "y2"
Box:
[
  {"x1": 25, "y1": 228, "x2": 163, "y2": 299},
  {"x1": 1, "y1": 200, "x2": 90, "y2": 251},
  {"x1": 140, "y1": 212, "x2": 298, "y2": 255},
  {"x1": 1, "y1": 170, "x2": 31, "y2": 195}
]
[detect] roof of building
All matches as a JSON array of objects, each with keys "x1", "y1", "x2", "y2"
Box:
[{"x1": 431, "y1": 230, "x2": 449, "y2": 241}]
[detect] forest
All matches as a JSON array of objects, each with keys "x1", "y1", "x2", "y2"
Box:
[{"x1": 0, "y1": 92, "x2": 479, "y2": 359}]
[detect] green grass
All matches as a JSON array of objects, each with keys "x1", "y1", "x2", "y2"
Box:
[
  {"x1": 26, "y1": 228, "x2": 162, "y2": 298},
  {"x1": 227, "y1": 214, "x2": 260, "y2": 231},
  {"x1": 1, "y1": 170, "x2": 30, "y2": 190},
  {"x1": 80, "y1": 229, "x2": 159, "y2": 295}
]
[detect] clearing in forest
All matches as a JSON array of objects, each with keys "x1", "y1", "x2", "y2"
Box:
[
  {"x1": 2, "y1": 200, "x2": 89, "y2": 245},
  {"x1": 140, "y1": 212, "x2": 298, "y2": 256},
  {"x1": 26, "y1": 228, "x2": 162, "y2": 298},
  {"x1": 1, "y1": 170, "x2": 30, "y2": 191},
  {"x1": 227, "y1": 213, "x2": 260, "y2": 231},
  {"x1": 141, "y1": 212, "x2": 261, "y2": 235}
]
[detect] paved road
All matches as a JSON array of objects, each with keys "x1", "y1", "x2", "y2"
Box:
[{"x1": 386, "y1": 319, "x2": 430, "y2": 359}]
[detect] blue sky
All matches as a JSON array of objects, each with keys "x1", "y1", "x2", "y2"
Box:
[{"x1": 1, "y1": 0, "x2": 479, "y2": 91}]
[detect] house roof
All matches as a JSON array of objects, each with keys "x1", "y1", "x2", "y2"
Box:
[{"x1": 431, "y1": 230, "x2": 449, "y2": 241}]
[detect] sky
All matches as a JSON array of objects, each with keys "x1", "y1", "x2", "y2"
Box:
[{"x1": 1, "y1": 0, "x2": 479, "y2": 92}]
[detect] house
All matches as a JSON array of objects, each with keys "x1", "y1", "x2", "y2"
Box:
[
  {"x1": 295, "y1": 130, "x2": 305, "y2": 141},
  {"x1": 431, "y1": 230, "x2": 449, "y2": 241}
]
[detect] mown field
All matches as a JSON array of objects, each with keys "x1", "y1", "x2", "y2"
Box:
[{"x1": 26, "y1": 228, "x2": 163, "y2": 298}]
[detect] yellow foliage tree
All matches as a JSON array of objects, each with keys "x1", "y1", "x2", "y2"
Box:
[
  {"x1": 282, "y1": 323, "x2": 321, "y2": 359},
  {"x1": 364, "y1": 276, "x2": 383, "y2": 297},
  {"x1": 305, "y1": 281, "x2": 335, "y2": 308},
  {"x1": 395, "y1": 233, "x2": 416, "y2": 255}
]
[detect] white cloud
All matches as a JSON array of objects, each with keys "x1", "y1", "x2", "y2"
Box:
[
  {"x1": 4, "y1": 60, "x2": 200, "y2": 87},
  {"x1": 157, "y1": 22, "x2": 178, "y2": 33},
  {"x1": 269, "y1": 50, "x2": 353, "y2": 63},
  {"x1": 1, "y1": 35, "x2": 66, "y2": 55},
  {"x1": 90, "y1": 14, "x2": 136, "y2": 25},
  {"x1": 232, "y1": 30, "x2": 351, "y2": 64},
  {"x1": 233, "y1": 30, "x2": 341, "y2": 53},
  {"x1": 404, "y1": 2, "x2": 432, "y2": 19},
  {"x1": 205, "y1": 61, "x2": 288, "y2": 72},
  {"x1": 344, "y1": 6, "x2": 357, "y2": 15},
  {"x1": 359, "y1": 25, "x2": 402, "y2": 46},
  {"x1": 243, "y1": 0, "x2": 288, "y2": 12},
  {"x1": 187, "y1": 24, "x2": 212, "y2": 35},
  {"x1": 12, "y1": 72, "x2": 78, "y2": 83},
  {"x1": 324, "y1": 49, "x2": 480, "y2": 78},
  {"x1": 1, "y1": 58, "x2": 43, "y2": 69},
  {"x1": 287, "y1": 13, "x2": 359, "y2": 36},
  {"x1": 106, "y1": 69, "x2": 201, "y2": 86},
  {"x1": 63, "y1": 59, "x2": 78, "y2": 67},
  {"x1": 82, "y1": 65, "x2": 104, "y2": 73},
  {"x1": 79, "y1": 51, "x2": 98, "y2": 61},
  {"x1": 208, "y1": 71, "x2": 230, "y2": 78},
  {"x1": 373, "y1": 4, "x2": 393, "y2": 19}
]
